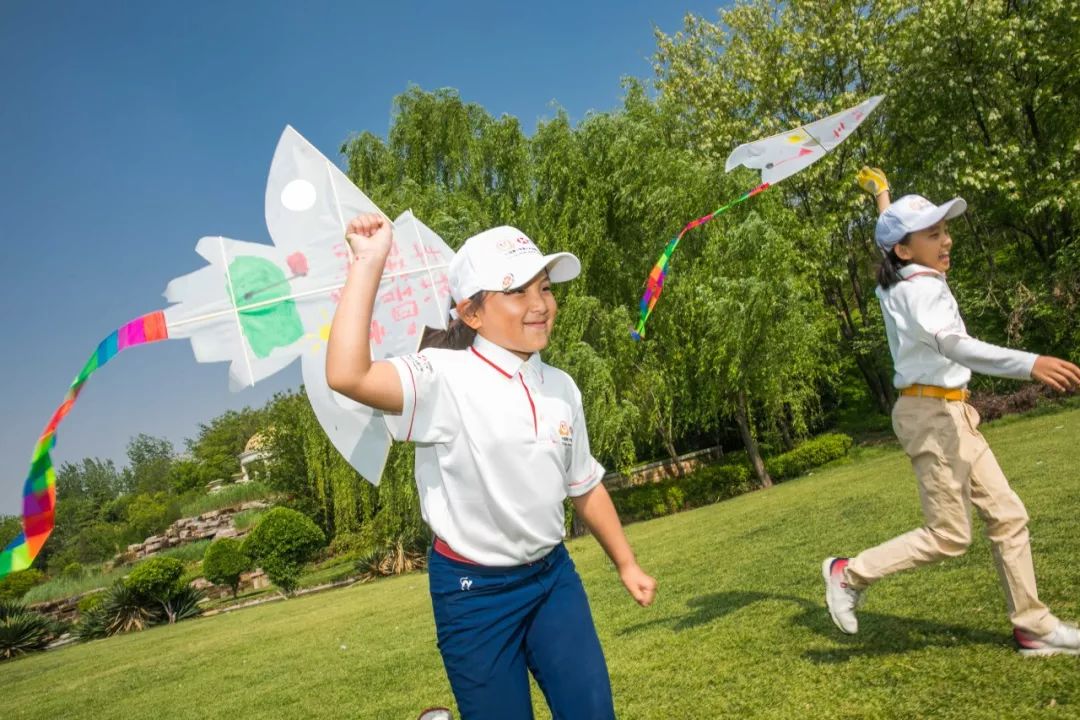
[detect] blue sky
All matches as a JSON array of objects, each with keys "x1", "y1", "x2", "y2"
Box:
[{"x1": 0, "y1": 1, "x2": 726, "y2": 515}]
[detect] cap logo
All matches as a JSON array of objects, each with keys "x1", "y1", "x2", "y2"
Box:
[
  {"x1": 502, "y1": 273, "x2": 514, "y2": 290},
  {"x1": 907, "y1": 197, "x2": 933, "y2": 211},
  {"x1": 496, "y1": 238, "x2": 514, "y2": 252}
]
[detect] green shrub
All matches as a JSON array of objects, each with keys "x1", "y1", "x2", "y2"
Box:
[
  {"x1": 76, "y1": 591, "x2": 104, "y2": 616},
  {"x1": 610, "y1": 462, "x2": 755, "y2": 524},
  {"x1": 682, "y1": 465, "x2": 754, "y2": 506},
  {"x1": 202, "y1": 539, "x2": 251, "y2": 598},
  {"x1": 0, "y1": 568, "x2": 46, "y2": 601},
  {"x1": 0, "y1": 599, "x2": 31, "y2": 621},
  {"x1": 75, "y1": 568, "x2": 204, "y2": 641},
  {"x1": 596, "y1": 436, "x2": 853, "y2": 527},
  {"x1": 765, "y1": 433, "x2": 854, "y2": 482},
  {"x1": 243, "y1": 507, "x2": 326, "y2": 594},
  {"x1": 74, "y1": 605, "x2": 108, "y2": 641},
  {"x1": 76, "y1": 581, "x2": 152, "y2": 639},
  {"x1": 124, "y1": 556, "x2": 201, "y2": 624},
  {"x1": 356, "y1": 535, "x2": 428, "y2": 581},
  {"x1": 0, "y1": 601, "x2": 54, "y2": 660},
  {"x1": 717, "y1": 449, "x2": 750, "y2": 468},
  {"x1": 126, "y1": 557, "x2": 185, "y2": 602},
  {"x1": 163, "y1": 585, "x2": 204, "y2": 623},
  {"x1": 611, "y1": 481, "x2": 686, "y2": 523}
]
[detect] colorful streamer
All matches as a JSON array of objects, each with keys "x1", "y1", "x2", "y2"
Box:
[
  {"x1": 632, "y1": 182, "x2": 769, "y2": 340},
  {"x1": 0, "y1": 312, "x2": 169, "y2": 576}
]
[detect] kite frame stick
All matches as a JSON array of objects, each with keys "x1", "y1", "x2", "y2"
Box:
[{"x1": 167, "y1": 264, "x2": 449, "y2": 330}]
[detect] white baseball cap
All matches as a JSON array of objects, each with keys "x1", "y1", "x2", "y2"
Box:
[
  {"x1": 448, "y1": 226, "x2": 581, "y2": 302},
  {"x1": 876, "y1": 194, "x2": 967, "y2": 252}
]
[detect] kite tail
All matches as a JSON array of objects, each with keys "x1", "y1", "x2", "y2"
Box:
[
  {"x1": 0, "y1": 311, "x2": 169, "y2": 578},
  {"x1": 631, "y1": 182, "x2": 770, "y2": 340}
]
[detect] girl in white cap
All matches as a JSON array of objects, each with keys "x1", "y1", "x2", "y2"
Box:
[
  {"x1": 823, "y1": 168, "x2": 1080, "y2": 656},
  {"x1": 327, "y1": 213, "x2": 656, "y2": 718}
]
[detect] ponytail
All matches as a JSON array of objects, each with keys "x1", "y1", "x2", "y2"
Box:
[
  {"x1": 876, "y1": 235, "x2": 911, "y2": 289},
  {"x1": 419, "y1": 291, "x2": 487, "y2": 351}
]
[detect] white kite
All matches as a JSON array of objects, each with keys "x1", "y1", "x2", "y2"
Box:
[{"x1": 2, "y1": 127, "x2": 455, "y2": 575}]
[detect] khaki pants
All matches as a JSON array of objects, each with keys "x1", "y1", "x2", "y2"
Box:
[{"x1": 846, "y1": 395, "x2": 1056, "y2": 636}]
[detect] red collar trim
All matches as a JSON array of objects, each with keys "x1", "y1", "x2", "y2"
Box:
[{"x1": 469, "y1": 346, "x2": 513, "y2": 378}]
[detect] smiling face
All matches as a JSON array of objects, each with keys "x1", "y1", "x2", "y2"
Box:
[
  {"x1": 895, "y1": 219, "x2": 953, "y2": 273},
  {"x1": 460, "y1": 270, "x2": 556, "y2": 360}
]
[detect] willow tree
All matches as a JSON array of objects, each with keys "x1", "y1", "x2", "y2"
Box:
[{"x1": 662, "y1": 211, "x2": 834, "y2": 488}]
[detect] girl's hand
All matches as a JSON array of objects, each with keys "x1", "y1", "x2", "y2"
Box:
[
  {"x1": 345, "y1": 213, "x2": 393, "y2": 267},
  {"x1": 619, "y1": 563, "x2": 657, "y2": 607},
  {"x1": 857, "y1": 166, "x2": 889, "y2": 197},
  {"x1": 1032, "y1": 355, "x2": 1080, "y2": 392}
]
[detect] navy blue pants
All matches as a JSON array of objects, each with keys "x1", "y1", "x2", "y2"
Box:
[{"x1": 428, "y1": 543, "x2": 615, "y2": 720}]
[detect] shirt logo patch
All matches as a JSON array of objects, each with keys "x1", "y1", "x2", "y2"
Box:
[
  {"x1": 459, "y1": 577, "x2": 473, "y2": 591},
  {"x1": 558, "y1": 421, "x2": 574, "y2": 447}
]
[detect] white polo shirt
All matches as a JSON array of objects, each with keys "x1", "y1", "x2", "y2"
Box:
[
  {"x1": 383, "y1": 334, "x2": 605, "y2": 566},
  {"x1": 876, "y1": 263, "x2": 1037, "y2": 389}
]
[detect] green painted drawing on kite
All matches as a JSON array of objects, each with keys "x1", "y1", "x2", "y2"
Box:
[{"x1": 227, "y1": 256, "x2": 304, "y2": 358}]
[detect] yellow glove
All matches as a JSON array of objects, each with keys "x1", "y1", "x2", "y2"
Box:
[{"x1": 857, "y1": 166, "x2": 889, "y2": 197}]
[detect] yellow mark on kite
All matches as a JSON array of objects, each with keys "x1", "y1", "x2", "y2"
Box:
[{"x1": 304, "y1": 309, "x2": 333, "y2": 352}]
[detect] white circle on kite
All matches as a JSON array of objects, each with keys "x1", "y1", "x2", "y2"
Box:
[{"x1": 281, "y1": 179, "x2": 317, "y2": 212}]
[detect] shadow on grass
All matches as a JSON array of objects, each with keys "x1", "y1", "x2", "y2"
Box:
[{"x1": 617, "y1": 590, "x2": 1005, "y2": 663}]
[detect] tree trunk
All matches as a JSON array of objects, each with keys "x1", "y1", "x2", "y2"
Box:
[
  {"x1": 660, "y1": 432, "x2": 683, "y2": 477},
  {"x1": 735, "y1": 389, "x2": 772, "y2": 489},
  {"x1": 778, "y1": 411, "x2": 795, "y2": 452}
]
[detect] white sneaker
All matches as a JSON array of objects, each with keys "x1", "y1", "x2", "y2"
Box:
[
  {"x1": 1015, "y1": 623, "x2": 1080, "y2": 657},
  {"x1": 417, "y1": 709, "x2": 452, "y2": 720},
  {"x1": 822, "y1": 557, "x2": 861, "y2": 634}
]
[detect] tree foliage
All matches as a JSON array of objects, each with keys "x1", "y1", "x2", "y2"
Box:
[
  {"x1": 202, "y1": 539, "x2": 251, "y2": 598},
  {"x1": 185, "y1": 408, "x2": 266, "y2": 485}
]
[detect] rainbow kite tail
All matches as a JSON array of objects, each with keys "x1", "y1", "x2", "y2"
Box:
[
  {"x1": 632, "y1": 235, "x2": 678, "y2": 339},
  {"x1": 631, "y1": 182, "x2": 772, "y2": 340},
  {"x1": 0, "y1": 311, "x2": 169, "y2": 578}
]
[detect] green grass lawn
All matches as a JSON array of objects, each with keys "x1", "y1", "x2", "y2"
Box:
[{"x1": 4, "y1": 408, "x2": 1080, "y2": 719}]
